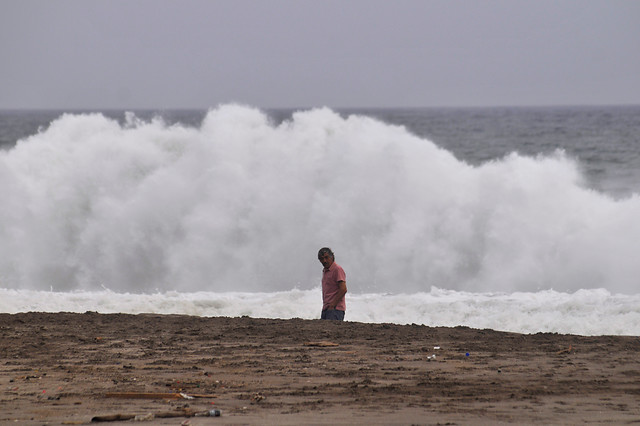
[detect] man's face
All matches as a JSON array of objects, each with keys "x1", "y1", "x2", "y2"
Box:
[{"x1": 318, "y1": 252, "x2": 334, "y2": 269}]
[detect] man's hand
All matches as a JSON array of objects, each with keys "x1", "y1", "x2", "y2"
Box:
[{"x1": 329, "y1": 281, "x2": 347, "y2": 309}]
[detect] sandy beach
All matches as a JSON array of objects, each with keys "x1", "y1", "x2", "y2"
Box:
[{"x1": 1, "y1": 312, "x2": 639, "y2": 425}]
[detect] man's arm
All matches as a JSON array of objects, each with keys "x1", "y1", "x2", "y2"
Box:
[{"x1": 329, "y1": 281, "x2": 347, "y2": 309}]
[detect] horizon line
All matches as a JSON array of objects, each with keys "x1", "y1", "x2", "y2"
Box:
[{"x1": 1, "y1": 102, "x2": 640, "y2": 112}]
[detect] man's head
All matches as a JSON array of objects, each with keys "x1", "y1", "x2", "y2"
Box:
[{"x1": 318, "y1": 247, "x2": 334, "y2": 269}]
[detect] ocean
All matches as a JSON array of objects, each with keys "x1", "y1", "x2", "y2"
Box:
[{"x1": 1, "y1": 104, "x2": 639, "y2": 336}]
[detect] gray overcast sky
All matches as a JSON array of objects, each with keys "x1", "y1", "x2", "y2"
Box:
[{"x1": 1, "y1": 0, "x2": 639, "y2": 109}]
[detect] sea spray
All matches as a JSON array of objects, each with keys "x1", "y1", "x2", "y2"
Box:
[{"x1": 0, "y1": 104, "x2": 639, "y2": 294}]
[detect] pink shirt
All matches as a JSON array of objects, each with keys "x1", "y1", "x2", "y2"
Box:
[{"x1": 322, "y1": 262, "x2": 346, "y2": 311}]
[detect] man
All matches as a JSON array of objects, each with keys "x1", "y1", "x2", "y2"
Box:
[{"x1": 318, "y1": 247, "x2": 347, "y2": 321}]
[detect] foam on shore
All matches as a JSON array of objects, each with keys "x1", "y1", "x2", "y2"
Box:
[{"x1": 2, "y1": 287, "x2": 638, "y2": 336}]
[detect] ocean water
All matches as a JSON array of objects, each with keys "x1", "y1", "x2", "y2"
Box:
[{"x1": 1, "y1": 105, "x2": 639, "y2": 336}]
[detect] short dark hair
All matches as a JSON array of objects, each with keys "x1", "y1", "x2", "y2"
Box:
[{"x1": 318, "y1": 247, "x2": 334, "y2": 259}]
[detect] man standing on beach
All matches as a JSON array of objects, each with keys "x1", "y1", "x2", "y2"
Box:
[{"x1": 318, "y1": 247, "x2": 347, "y2": 321}]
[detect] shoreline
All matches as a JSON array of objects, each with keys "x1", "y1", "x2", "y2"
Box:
[{"x1": 1, "y1": 312, "x2": 639, "y2": 424}]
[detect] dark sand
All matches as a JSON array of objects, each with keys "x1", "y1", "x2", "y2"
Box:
[{"x1": 1, "y1": 312, "x2": 640, "y2": 425}]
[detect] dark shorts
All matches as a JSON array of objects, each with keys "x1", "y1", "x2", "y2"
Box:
[{"x1": 321, "y1": 309, "x2": 345, "y2": 321}]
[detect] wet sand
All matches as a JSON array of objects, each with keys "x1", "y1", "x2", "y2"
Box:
[{"x1": 1, "y1": 312, "x2": 640, "y2": 425}]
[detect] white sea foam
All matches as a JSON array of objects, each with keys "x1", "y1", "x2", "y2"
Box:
[
  {"x1": 1, "y1": 287, "x2": 638, "y2": 336},
  {"x1": 0, "y1": 105, "x2": 639, "y2": 297}
]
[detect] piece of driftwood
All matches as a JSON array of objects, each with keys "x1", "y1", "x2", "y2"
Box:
[
  {"x1": 91, "y1": 413, "x2": 136, "y2": 422},
  {"x1": 304, "y1": 341, "x2": 339, "y2": 347},
  {"x1": 91, "y1": 409, "x2": 207, "y2": 422},
  {"x1": 557, "y1": 345, "x2": 573, "y2": 355},
  {"x1": 104, "y1": 392, "x2": 217, "y2": 400},
  {"x1": 104, "y1": 392, "x2": 183, "y2": 399}
]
